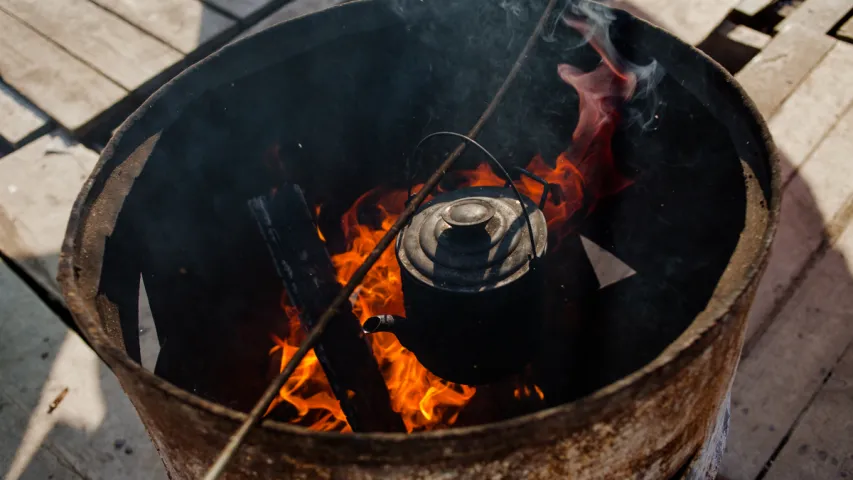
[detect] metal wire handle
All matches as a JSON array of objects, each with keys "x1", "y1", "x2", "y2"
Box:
[{"x1": 407, "y1": 131, "x2": 543, "y2": 259}]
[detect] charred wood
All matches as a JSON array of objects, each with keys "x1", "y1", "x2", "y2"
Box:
[{"x1": 248, "y1": 185, "x2": 405, "y2": 432}]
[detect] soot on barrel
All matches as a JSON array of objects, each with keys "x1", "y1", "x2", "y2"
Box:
[{"x1": 121, "y1": 1, "x2": 746, "y2": 435}]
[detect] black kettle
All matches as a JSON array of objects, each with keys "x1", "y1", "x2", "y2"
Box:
[{"x1": 364, "y1": 184, "x2": 548, "y2": 385}]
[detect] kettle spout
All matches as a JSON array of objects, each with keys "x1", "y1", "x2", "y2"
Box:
[
  {"x1": 363, "y1": 315, "x2": 423, "y2": 352},
  {"x1": 363, "y1": 314, "x2": 401, "y2": 334}
]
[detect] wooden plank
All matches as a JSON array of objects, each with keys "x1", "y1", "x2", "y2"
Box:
[
  {"x1": 723, "y1": 21, "x2": 772, "y2": 49},
  {"x1": 736, "y1": 0, "x2": 776, "y2": 16},
  {"x1": 242, "y1": 0, "x2": 339, "y2": 37},
  {"x1": 770, "y1": 42, "x2": 853, "y2": 185},
  {"x1": 91, "y1": 0, "x2": 237, "y2": 54},
  {"x1": 762, "y1": 344, "x2": 853, "y2": 480},
  {"x1": 0, "y1": 11, "x2": 125, "y2": 133},
  {"x1": 700, "y1": 21, "x2": 771, "y2": 73},
  {"x1": 0, "y1": 0, "x2": 182, "y2": 91},
  {"x1": 0, "y1": 81, "x2": 49, "y2": 148},
  {"x1": 613, "y1": 0, "x2": 740, "y2": 45},
  {"x1": 204, "y1": 0, "x2": 279, "y2": 20},
  {"x1": 722, "y1": 224, "x2": 853, "y2": 480},
  {"x1": 777, "y1": 0, "x2": 853, "y2": 34},
  {"x1": 793, "y1": 106, "x2": 853, "y2": 221},
  {"x1": 0, "y1": 132, "x2": 98, "y2": 299},
  {"x1": 0, "y1": 259, "x2": 166, "y2": 479},
  {"x1": 745, "y1": 101, "x2": 853, "y2": 343},
  {"x1": 735, "y1": 23, "x2": 836, "y2": 119}
]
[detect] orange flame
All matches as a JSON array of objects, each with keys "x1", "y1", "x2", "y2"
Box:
[
  {"x1": 331, "y1": 188, "x2": 478, "y2": 431},
  {"x1": 513, "y1": 384, "x2": 545, "y2": 401},
  {"x1": 266, "y1": 27, "x2": 637, "y2": 432},
  {"x1": 314, "y1": 204, "x2": 326, "y2": 242},
  {"x1": 266, "y1": 301, "x2": 351, "y2": 432}
]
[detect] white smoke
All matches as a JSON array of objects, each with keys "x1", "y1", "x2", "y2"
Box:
[{"x1": 557, "y1": 0, "x2": 666, "y2": 131}]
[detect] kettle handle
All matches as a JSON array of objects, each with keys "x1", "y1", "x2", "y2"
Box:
[
  {"x1": 507, "y1": 167, "x2": 554, "y2": 211},
  {"x1": 406, "y1": 130, "x2": 542, "y2": 259}
]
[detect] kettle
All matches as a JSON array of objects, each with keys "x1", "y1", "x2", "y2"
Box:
[{"x1": 364, "y1": 184, "x2": 548, "y2": 385}]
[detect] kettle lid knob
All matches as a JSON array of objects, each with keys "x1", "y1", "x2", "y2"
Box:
[{"x1": 441, "y1": 198, "x2": 496, "y2": 230}]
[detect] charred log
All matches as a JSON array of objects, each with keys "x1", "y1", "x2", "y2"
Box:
[{"x1": 248, "y1": 185, "x2": 405, "y2": 433}]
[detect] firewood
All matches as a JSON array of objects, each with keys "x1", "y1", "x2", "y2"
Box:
[{"x1": 248, "y1": 185, "x2": 405, "y2": 432}]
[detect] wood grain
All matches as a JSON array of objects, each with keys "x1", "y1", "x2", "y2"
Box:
[
  {"x1": 0, "y1": 11, "x2": 125, "y2": 134},
  {"x1": 723, "y1": 224, "x2": 853, "y2": 480},
  {"x1": 91, "y1": 0, "x2": 237, "y2": 54},
  {"x1": 0, "y1": 81, "x2": 49, "y2": 147},
  {"x1": 762, "y1": 343, "x2": 853, "y2": 480},
  {"x1": 735, "y1": 23, "x2": 836, "y2": 119},
  {"x1": 0, "y1": 0, "x2": 182, "y2": 90}
]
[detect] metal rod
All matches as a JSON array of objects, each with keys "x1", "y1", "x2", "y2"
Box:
[{"x1": 204, "y1": 1, "x2": 558, "y2": 477}]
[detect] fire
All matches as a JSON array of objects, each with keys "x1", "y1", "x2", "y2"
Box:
[
  {"x1": 267, "y1": 323, "x2": 351, "y2": 432},
  {"x1": 314, "y1": 204, "x2": 326, "y2": 242},
  {"x1": 266, "y1": 189, "x2": 477, "y2": 432},
  {"x1": 266, "y1": 16, "x2": 639, "y2": 432},
  {"x1": 332, "y1": 187, "x2": 478, "y2": 431},
  {"x1": 513, "y1": 384, "x2": 545, "y2": 401}
]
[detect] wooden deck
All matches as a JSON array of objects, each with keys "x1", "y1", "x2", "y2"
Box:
[
  {"x1": 0, "y1": 0, "x2": 852, "y2": 478},
  {"x1": 0, "y1": 0, "x2": 291, "y2": 138}
]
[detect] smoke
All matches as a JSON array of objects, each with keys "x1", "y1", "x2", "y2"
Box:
[
  {"x1": 499, "y1": 0, "x2": 529, "y2": 23},
  {"x1": 557, "y1": 0, "x2": 665, "y2": 131},
  {"x1": 378, "y1": 0, "x2": 665, "y2": 141}
]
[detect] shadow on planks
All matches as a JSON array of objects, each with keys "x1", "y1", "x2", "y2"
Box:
[{"x1": 0, "y1": 253, "x2": 165, "y2": 480}]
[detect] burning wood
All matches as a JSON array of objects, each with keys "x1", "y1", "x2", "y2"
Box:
[
  {"x1": 272, "y1": 188, "x2": 478, "y2": 432},
  {"x1": 248, "y1": 185, "x2": 404, "y2": 433}
]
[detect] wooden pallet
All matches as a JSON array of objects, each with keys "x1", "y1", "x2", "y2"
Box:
[
  {"x1": 0, "y1": 0, "x2": 288, "y2": 140},
  {"x1": 709, "y1": 1, "x2": 853, "y2": 478}
]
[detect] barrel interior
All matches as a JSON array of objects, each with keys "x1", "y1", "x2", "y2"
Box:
[{"x1": 96, "y1": 2, "x2": 756, "y2": 429}]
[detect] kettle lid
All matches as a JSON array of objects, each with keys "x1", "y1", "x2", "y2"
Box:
[{"x1": 397, "y1": 186, "x2": 547, "y2": 292}]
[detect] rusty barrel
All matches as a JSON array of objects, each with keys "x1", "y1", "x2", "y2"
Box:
[{"x1": 59, "y1": 0, "x2": 780, "y2": 478}]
